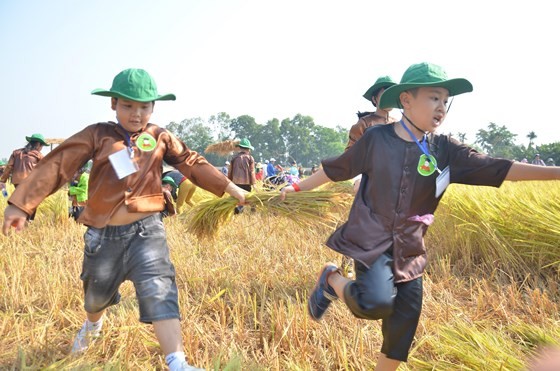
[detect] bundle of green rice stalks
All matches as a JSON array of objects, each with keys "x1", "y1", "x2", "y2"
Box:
[
  {"x1": 184, "y1": 190, "x2": 353, "y2": 239},
  {"x1": 204, "y1": 139, "x2": 239, "y2": 156}
]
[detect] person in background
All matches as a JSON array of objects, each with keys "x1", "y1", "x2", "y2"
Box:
[
  {"x1": 161, "y1": 176, "x2": 178, "y2": 217},
  {"x1": 0, "y1": 133, "x2": 49, "y2": 220},
  {"x1": 68, "y1": 163, "x2": 90, "y2": 220},
  {"x1": 532, "y1": 154, "x2": 546, "y2": 166},
  {"x1": 255, "y1": 162, "x2": 264, "y2": 181},
  {"x1": 546, "y1": 158, "x2": 556, "y2": 166},
  {"x1": 267, "y1": 158, "x2": 277, "y2": 178},
  {"x1": 162, "y1": 168, "x2": 197, "y2": 213},
  {"x1": 221, "y1": 160, "x2": 230, "y2": 176},
  {"x1": 228, "y1": 138, "x2": 256, "y2": 213}
]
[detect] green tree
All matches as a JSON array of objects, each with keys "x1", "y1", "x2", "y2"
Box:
[
  {"x1": 527, "y1": 131, "x2": 537, "y2": 148},
  {"x1": 208, "y1": 112, "x2": 232, "y2": 141},
  {"x1": 165, "y1": 118, "x2": 217, "y2": 163},
  {"x1": 280, "y1": 114, "x2": 315, "y2": 165},
  {"x1": 230, "y1": 115, "x2": 259, "y2": 141},
  {"x1": 475, "y1": 122, "x2": 518, "y2": 158}
]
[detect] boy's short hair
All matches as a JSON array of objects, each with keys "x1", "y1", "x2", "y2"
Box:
[
  {"x1": 91, "y1": 68, "x2": 176, "y2": 102},
  {"x1": 378, "y1": 63, "x2": 473, "y2": 109}
]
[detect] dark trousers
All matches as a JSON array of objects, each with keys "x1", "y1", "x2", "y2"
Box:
[
  {"x1": 234, "y1": 184, "x2": 252, "y2": 214},
  {"x1": 343, "y1": 252, "x2": 423, "y2": 362}
]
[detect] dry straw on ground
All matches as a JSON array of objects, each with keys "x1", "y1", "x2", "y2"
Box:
[{"x1": 0, "y1": 181, "x2": 559, "y2": 369}]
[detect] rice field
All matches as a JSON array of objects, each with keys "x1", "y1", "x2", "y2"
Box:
[{"x1": 0, "y1": 181, "x2": 559, "y2": 370}]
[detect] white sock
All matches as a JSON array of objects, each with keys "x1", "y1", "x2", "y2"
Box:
[
  {"x1": 166, "y1": 351, "x2": 186, "y2": 371},
  {"x1": 85, "y1": 317, "x2": 103, "y2": 333}
]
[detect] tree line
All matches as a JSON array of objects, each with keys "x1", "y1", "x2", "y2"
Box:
[
  {"x1": 166, "y1": 112, "x2": 348, "y2": 167},
  {"x1": 165, "y1": 114, "x2": 560, "y2": 166}
]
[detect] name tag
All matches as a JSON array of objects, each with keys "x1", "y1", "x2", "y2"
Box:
[
  {"x1": 109, "y1": 148, "x2": 138, "y2": 179},
  {"x1": 435, "y1": 166, "x2": 450, "y2": 198}
]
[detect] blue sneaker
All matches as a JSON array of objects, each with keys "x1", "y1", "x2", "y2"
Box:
[{"x1": 308, "y1": 263, "x2": 339, "y2": 321}]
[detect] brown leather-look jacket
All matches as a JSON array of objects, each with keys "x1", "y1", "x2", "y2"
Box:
[
  {"x1": 345, "y1": 112, "x2": 398, "y2": 150},
  {"x1": 8, "y1": 122, "x2": 230, "y2": 228},
  {"x1": 0, "y1": 148, "x2": 43, "y2": 185}
]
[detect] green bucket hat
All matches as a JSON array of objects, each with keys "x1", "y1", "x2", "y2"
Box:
[
  {"x1": 25, "y1": 133, "x2": 49, "y2": 145},
  {"x1": 238, "y1": 138, "x2": 254, "y2": 150},
  {"x1": 378, "y1": 63, "x2": 473, "y2": 109},
  {"x1": 362, "y1": 75, "x2": 397, "y2": 102},
  {"x1": 91, "y1": 68, "x2": 176, "y2": 102},
  {"x1": 162, "y1": 176, "x2": 178, "y2": 188}
]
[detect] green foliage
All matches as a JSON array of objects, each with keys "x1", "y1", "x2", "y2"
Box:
[
  {"x1": 166, "y1": 113, "x2": 347, "y2": 166},
  {"x1": 475, "y1": 122, "x2": 518, "y2": 158}
]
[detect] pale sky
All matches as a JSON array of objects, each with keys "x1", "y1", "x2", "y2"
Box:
[{"x1": 2, "y1": 0, "x2": 559, "y2": 160}]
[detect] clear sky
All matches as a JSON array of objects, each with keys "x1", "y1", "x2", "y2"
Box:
[{"x1": 1, "y1": 0, "x2": 559, "y2": 160}]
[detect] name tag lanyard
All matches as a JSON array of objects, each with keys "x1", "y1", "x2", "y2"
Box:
[
  {"x1": 117, "y1": 122, "x2": 135, "y2": 159},
  {"x1": 400, "y1": 118, "x2": 441, "y2": 176}
]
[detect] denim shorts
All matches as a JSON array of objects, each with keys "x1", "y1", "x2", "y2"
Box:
[
  {"x1": 80, "y1": 214, "x2": 179, "y2": 323},
  {"x1": 343, "y1": 252, "x2": 423, "y2": 362}
]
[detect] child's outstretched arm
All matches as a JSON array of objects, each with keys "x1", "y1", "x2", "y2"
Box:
[
  {"x1": 505, "y1": 162, "x2": 560, "y2": 181},
  {"x1": 280, "y1": 168, "x2": 332, "y2": 200},
  {"x1": 224, "y1": 182, "x2": 248, "y2": 205},
  {"x1": 2, "y1": 205, "x2": 28, "y2": 235}
]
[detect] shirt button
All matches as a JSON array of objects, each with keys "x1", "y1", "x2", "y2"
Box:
[
  {"x1": 401, "y1": 188, "x2": 406, "y2": 193},
  {"x1": 396, "y1": 209, "x2": 401, "y2": 214}
]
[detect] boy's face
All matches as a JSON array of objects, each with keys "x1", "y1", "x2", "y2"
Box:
[
  {"x1": 112, "y1": 98, "x2": 154, "y2": 133},
  {"x1": 401, "y1": 87, "x2": 449, "y2": 132},
  {"x1": 162, "y1": 183, "x2": 172, "y2": 192}
]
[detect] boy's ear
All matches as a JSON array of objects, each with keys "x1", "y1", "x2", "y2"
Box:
[
  {"x1": 111, "y1": 98, "x2": 118, "y2": 111},
  {"x1": 399, "y1": 91, "x2": 411, "y2": 109}
]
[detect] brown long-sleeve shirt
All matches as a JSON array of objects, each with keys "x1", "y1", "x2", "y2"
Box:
[
  {"x1": 228, "y1": 150, "x2": 256, "y2": 186},
  {"x1": 324, "y1": 123, "x2": 513, "y2": 282},
  {"x1": 0, "y1": 148, "x2": 43, "y2": 185},
  {"x1": 8, "y1": 122, "x2": 230, "y2": 228},
  {"x1": 345, "y1": 112, "x2": 398, "y2": 150}
]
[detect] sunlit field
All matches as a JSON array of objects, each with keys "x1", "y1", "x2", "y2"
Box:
[{"x1": 0, "y1": 181, "x2": 559, "y2": 370}]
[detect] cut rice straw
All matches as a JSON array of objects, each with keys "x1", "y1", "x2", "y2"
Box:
[
  {"x1": 185, "y1": 190, "x2": 353, "y2": 239},
  {"x1": 204, "y1": 139, "x2": 240, "y2": 156}
]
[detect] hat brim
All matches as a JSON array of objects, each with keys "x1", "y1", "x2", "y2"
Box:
[
  {"x1": 378, "y1": 78, "x2": 473, "y2": 109},
  {"x1": 91, "y1": 89, "x2": 176, "y2": 102},
  {"x1": 239, "y1": 145, "x2": 254, "y2": 150},
  {"x1": 25, "y1": 136, "x2": 49, "y2": 145},
  {"x1": 363, "y1": 82, "x2": 397, "y2": 102}
]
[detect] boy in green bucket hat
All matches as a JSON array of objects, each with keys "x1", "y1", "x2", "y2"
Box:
[
  {"x1": 282, "y1": 62, "x2": 560, "y2": 370},
  {"x1": 1, "y1": 133, "x2": 49, "y2": 220},
  {"x1": 346, "y1": 75, "x2": 398, "y2": 150},
  {"x1": 341, "y1": 75, "x2": 398, "y2": 278},
  {"x1": 2, "y1": 68, "x2": 248, "y2": 371}
]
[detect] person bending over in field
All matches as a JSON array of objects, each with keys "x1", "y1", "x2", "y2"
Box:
[{"x1": 281, "y1": 62, "x2": 560, "y2": 371}]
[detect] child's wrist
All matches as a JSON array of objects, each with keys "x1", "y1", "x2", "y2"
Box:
[{"x1": 292, "y1": 183, "x2": 301, "y2": 192}]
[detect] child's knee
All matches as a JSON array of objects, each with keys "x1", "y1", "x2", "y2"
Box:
[{"x1": 344, "y1": 282, "x2": 395, "y2": 320}]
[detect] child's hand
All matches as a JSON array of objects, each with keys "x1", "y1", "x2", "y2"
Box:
[
  {"x1": 2, "y1": 205, "x2": 28, "y2": 235},
  {"x1": 280, "y1": 186, "x2": 296, "y2": 201},
  {"x1": 225, "y1": 182, "x2": 247, "y2": 205}
]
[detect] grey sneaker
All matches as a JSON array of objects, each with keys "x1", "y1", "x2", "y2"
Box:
[{"x1": 71, "y1": 321, "x2": 101, "y2": 353}]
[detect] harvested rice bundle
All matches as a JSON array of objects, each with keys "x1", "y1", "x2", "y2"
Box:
[
  {"x1": 204, "y1": 139, "x2": 239, "y2": 156},
  {"x1": 185, "y1": 190, "x2": 352, "y2": 239}
]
